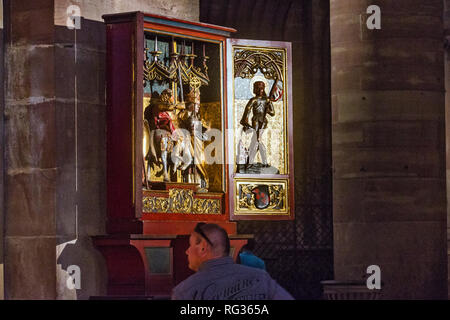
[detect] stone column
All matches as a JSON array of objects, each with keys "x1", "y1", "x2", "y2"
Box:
[
  {"x1": 0, "y1": 0, "x2": 4, "y2": 301},
  {"x1": 3, "y1": 0, "x2": 57, "y2": 299},
  {"x1": 444, "y1": 0, "x2": 450, "y2": 300},
  {"x1": 331, "y1": 0, "x2": 447, "y2": 299}
]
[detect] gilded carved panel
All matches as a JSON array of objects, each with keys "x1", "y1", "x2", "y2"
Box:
[
  {"x1": 228, "y1": 39, "x2": 294, "y2": 220},
  {"x1": 235, "y1": 179, "x2": 289, "y2": 215},
  {"x1": 143, "y1": 188, "x2": 221, "y2": 214}
]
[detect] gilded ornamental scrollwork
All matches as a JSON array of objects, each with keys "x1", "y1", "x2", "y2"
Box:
[
  {"x1": 143, "y1": 188, "x2": 221, "y2": 214},
  {"x1": 192, "y1": 198, "x2": 221, "y2": 214},
  {"x1": 234, "y1": 49, "x2": 284, "y2": 81},
  {"x1": 169, "y1": 188, "x2": 194, "y2": 213},
  {"x1": 143, "y1": 196, "x2": 170, "y2": 212}
]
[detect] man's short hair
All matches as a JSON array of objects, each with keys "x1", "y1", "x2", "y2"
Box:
[{"x1": 196, "y1": 223, "x2": 230, "y2": 257}]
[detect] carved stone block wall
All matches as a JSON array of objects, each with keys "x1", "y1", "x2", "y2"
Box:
[
  {"x1": 0, "y1": 0, "x2": 4, "y2": 301},
  {"x1": 331, "y1": 0, "x2": 447, "y2": 299}
]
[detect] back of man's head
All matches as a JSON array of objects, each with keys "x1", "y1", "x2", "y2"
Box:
[{"x1": 201, "y1": 223, "x2": 230, "y2": 258}]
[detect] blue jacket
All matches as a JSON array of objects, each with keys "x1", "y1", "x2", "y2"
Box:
[
  {"x1": 239, "y1": 251, "x2": 266, "y2": 270},
  {"x1": 171, "y1": 256, "x2": 294, "y2": 300}
]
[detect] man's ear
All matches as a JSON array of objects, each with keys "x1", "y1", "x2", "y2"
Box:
[{"x1": 199, "y1": 241, "x2": 208, "y2": 256}]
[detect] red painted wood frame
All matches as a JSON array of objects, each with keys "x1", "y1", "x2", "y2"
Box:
[
  {"x1": 103, "y1": 11, "x2": 237, "y2": 234},
  {"x1": 104, "y1": 12, "x2": 143, "y2": 234}
]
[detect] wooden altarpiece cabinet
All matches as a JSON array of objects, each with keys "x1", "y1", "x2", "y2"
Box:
[{"x1": 93, "y1": 12, "x2": 294, "y2": 298}]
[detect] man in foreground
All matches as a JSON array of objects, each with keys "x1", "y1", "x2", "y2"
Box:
[{"x1": 171, "y1": 223, "x2": 294, "y2": 300}]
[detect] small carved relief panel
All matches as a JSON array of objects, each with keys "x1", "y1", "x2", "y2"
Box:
[{"x1": 235, "y1": 179, "x2": 289, "y2": 215}]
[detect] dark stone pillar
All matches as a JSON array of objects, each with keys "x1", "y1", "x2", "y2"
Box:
[
  {"x1": 3, "y1": 0, "x2": 57, "y2": 299},
  {"x1": 0, "y1": 3, "x2": 5, "y2": 300},
  {"x1": 444, "y1": 0, "x2": 450, "y2": 300},
  {"x1": 331, "y1": 0, "x2": 447, "y2": 299},
  {"x1": 3, "y1": 0, "x2": 109, "y2": 299}
]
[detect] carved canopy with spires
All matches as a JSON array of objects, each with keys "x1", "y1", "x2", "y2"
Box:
[{"x1": 144, "y1": 36, "x2": 210, "y2": 90}]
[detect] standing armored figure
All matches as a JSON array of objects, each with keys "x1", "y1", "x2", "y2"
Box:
[{"x1": 240, "y1": 81, "x2": 275, "y2": 168}]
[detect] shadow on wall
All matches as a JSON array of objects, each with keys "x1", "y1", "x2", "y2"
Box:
[
  {"x1": 54, "y1": 18, "x2": 108, "y2": 300},
  {"x1": 57, "y1": 237, "x2": 107, "y2": 300}
]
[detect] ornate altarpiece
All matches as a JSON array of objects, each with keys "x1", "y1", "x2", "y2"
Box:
[{"x1": 93, "y1": 12, "x2": 294, "y2": 298}]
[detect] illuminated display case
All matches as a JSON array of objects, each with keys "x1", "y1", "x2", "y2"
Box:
[
  {"x1": 102, "y1": 12, "x2": 236, "y2": 235},
  {"x1": 93, "y1": 11, "x2": 294, "y2": 297},
  {"x1": 227, "y1": 39, "x2": 294, "y2": 221}
]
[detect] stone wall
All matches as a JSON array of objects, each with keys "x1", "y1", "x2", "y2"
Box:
[
  {"x1": 54, "y1": 0, "x2": 198, "y2": 25},
  {"x1": 3, "y1": 0, "x2": 198, "y2": 300},
  {"x1": 4, "y1": 0, "x2": 57, "y2": 299},
  {"x1": 444, "y1": 0, "x2": 450, "y2": 300},
  {"x1": 331, "y1": 0, "x2": 447, "y2": 299},
  {"x1": 0, "y1": 0, "x2": 4, "y2": 301}
]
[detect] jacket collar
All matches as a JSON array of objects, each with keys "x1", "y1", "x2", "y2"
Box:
[{"x1": 198, "y1": 256, "x2": 234, "y2": 272}]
